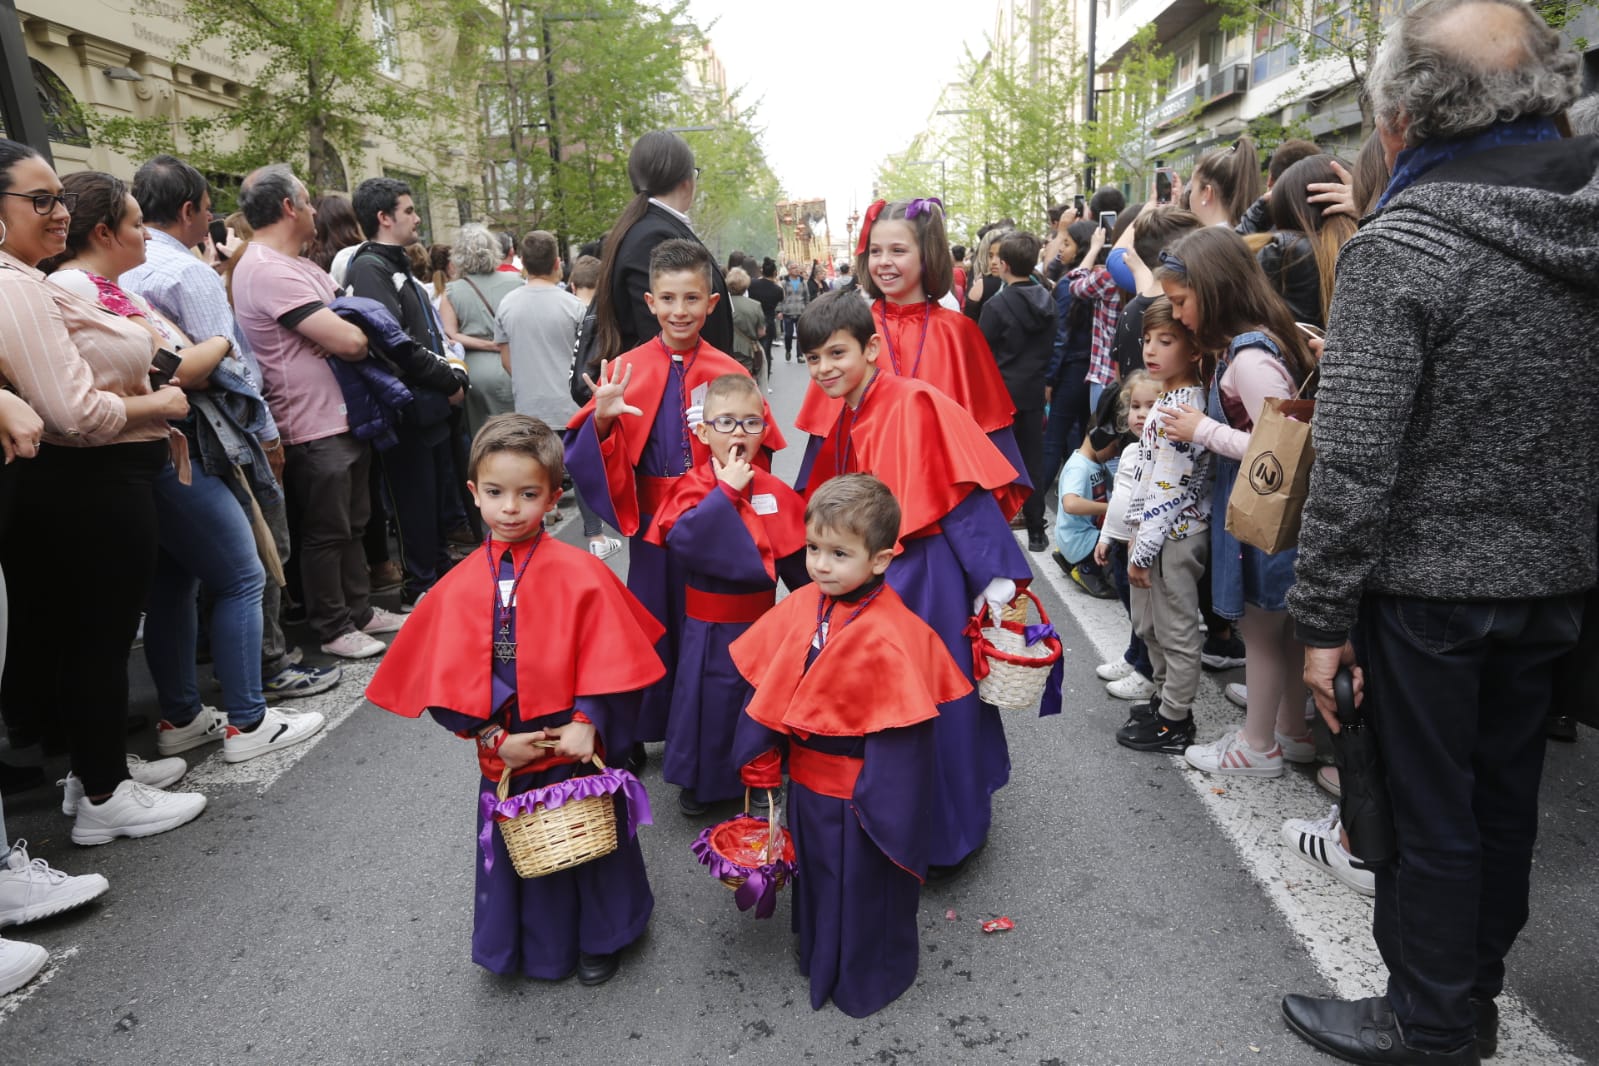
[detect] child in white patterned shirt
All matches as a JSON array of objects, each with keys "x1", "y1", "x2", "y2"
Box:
[{"x1": 1113, "y1": 297, "x2": 1212, "y2": 755}]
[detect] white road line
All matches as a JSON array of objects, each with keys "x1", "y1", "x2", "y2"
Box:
[
  {"x1": 182, "y1": 660, "x2": 380, "y2": 794},
  {"x1": 0, "y1": 944, "x2": 78, "y2": 1024},
  {"x1": 1026, "y1": 535, "x2": 1583, "y2": 1064}
]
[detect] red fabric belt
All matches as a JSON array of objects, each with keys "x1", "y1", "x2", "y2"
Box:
[
  {"x1": 685, "y1": 587, "x2": 775, "y2": 624},
  {"x1": 638, "y1": 476, "x2": 677, "y2": 517},
  {"x1": 788, "y1": 744, "x2": 862, "y2": 800}
]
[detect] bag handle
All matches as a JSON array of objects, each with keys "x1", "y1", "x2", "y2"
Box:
[{"x1": 461, "y1": 275, "x2": 496, "y2": 319}]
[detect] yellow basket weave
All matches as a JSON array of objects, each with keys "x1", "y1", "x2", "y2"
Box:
[{"x1": 496, "y1": 757, "x2": 619, "y2": 879}]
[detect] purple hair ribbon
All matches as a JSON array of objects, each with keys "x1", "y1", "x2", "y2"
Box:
[{"x1": 905, "y1": 197, "x2": 944, "y2": 220}]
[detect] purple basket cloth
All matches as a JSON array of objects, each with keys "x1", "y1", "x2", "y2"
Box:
[
  {"x1": 478, "y1": 767, "x2": 652, "y2": 873},
  {"x1": 691, "y1": 819, "x2": 795, "y2": 920}
]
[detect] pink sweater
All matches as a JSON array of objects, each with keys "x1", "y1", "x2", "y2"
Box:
[{"x1": 1191, "y1": 346, "x2": 1295, "y2": 460}]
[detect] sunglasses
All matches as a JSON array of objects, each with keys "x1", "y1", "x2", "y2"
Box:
[{"x1": 2, "y1": 191, "x2": 77, "y2": 215}]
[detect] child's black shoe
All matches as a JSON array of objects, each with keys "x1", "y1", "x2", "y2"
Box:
[{"x1": 1115, "y1": 711, "x2": 1195, "y2": 753}]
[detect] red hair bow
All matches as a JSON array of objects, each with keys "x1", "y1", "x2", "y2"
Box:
[{"x1": 855, "y1": 199, "x2": 887, "y2": 258}]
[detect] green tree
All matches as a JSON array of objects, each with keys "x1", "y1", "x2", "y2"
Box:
[
  {"x1": 1215, "y1": 0, "x2": 1386, "y2": 135},
  {"x1": 1082, "y1": 24, "x2": 1174, "y2": 190},
  {"x1": 96, "y1": 0, "x2": 435, "y2": 184}
]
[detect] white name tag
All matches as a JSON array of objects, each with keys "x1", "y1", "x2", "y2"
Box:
[
  {"x1": 498, "y1": 579, "x2": 516, "y2": 608},
  {"x1": 691, "y1": 382, "x2": 708, "y2": 407},
  {"x1": 751, "y1": 493, "x2": 778, "y2": 515},
  {"x1": 811, "y1": 621, "x2": 830, "y2": 649}
]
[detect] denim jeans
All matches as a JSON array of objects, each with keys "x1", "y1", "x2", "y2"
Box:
[
  {"x1": 1354, "y1": 592, "x2": 1583, "y2": 1052},
  {"x1": 1042, "y1": 359, "x2": 1091, "y2": 490},
  {"x1": 145, "y1": 461, "x2": 267, "y2": 729}
]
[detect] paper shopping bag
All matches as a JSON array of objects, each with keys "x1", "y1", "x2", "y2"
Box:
[{"x1": 1224, "y1": 395, "x2": 1315, "y2": 554}]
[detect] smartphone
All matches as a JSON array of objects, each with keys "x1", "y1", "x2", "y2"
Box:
[
  {"x1": 1294, "y1": 321, "x2": 1326, "y2": 340},
  {"x1": 1073, "y1": 193, "x2": 1085, "y2": 219},
  {"x1": 208, "y1": 218, "x2": 229, "y2": 255},
  {"x1": 1155, "y1": 168, "x2": 1174, "y2": 205},
  {"x1": 149, "y1": 348, "x2": 182, "y2": 389},
  {"x1": 1099, "y1": 210, "x2": 1118, "y2": 234}
]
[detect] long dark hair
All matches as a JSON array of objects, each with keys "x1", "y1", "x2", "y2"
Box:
[
  {"x1": 591, "y1": 131, "x2": 696, "y2": 363},
  {"x1": 0, "y1": 139, "x2": 43, "y2": 197},
  {"x1": 1154, "y1": 226, "x2": 1315, "y2": 388},
  {"x1": 308, "y1": 193, "x2": 363, "y2": 272},
  {"x1": 1269, "y1": 156, "x2": 1358, "y2": 323},
  {"x1": 38, "y1": 171, "x2": 129, "y2": 275}
]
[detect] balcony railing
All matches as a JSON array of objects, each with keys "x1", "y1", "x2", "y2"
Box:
[{"x1": 1152, "y1": 61, "x2": 1250, "y2": 129}]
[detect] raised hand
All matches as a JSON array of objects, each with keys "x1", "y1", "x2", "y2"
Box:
[{"x1": 582, "y1": 358, "x2": 644, "y2": 435}]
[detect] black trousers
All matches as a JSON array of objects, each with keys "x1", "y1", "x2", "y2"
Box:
[
  {"x1": 377, "y1": 423, "x2": 455, "y2": 601},
  {"x1": 1, "y1": 440, "x2": 166, "y2": 795},
  {"x1": 1013, "y1": 408, "x2": 1048, "y2": 536},
  {"x1": 1354, "y1": 592, "x2": 1582, "y2": 1051}
]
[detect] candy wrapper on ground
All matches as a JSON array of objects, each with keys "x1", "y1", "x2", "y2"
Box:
[{"x1": 981, "y1": 916, "x2": 1015, "y2": 934}]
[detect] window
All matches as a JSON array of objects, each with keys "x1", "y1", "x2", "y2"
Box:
[
  {"x1": 456, "y1": 187, "x2": 476, "y2": 225},
  {"x1": 1174, "y1": 43, "x2": 1196, "y2": 86},
  {"x1": 485, "y1": 160, "x2": 535, "y2": 214},
  {"x1": 491, "y1": 6, "x2": 540, "y2": 63},
  {"x1": 372, "y1": 0, "x2": 401, "y2": 78},
  {"x1": 480, "y1": 84, "x2": 511, "y2": 137}
]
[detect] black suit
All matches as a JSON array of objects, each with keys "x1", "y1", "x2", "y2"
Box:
[{"x1": 609, "y1": 203, "x2": 734, "y2": 353}]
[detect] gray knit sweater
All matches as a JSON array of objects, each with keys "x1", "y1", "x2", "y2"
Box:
[{"x1": 1289, "y1": 137, "x2": 1599, "y2": 647}]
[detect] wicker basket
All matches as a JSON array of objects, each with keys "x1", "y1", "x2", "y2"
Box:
[
  {"x1": 496, "y1": 757, "x2": 619, "y2": 879},
  {"x1": 972, "y1": 588, "x2": 1063, "y2": 711},
  {"x1": 691, "y1": 790, "x2": 796, "y2": 918}
]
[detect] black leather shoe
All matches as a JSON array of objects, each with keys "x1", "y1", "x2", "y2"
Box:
[
  {"x1": 677, "y1": 788, "x2": 709, "y2": 817},
  {"x1": 1026, "y1": 530, "x2": 1048, "y2": 553},
  {"x1": 1545, "y1": 714, "x2": 1578, "y2": 742},
  {"x1": 623, "y1": 742, "x2": 647, "y2": 774},
  {"x1": 1282, "y1": 994, "x2": 1480, "y2": 1065},
  {"x1": 576, "y1": 951, "x2": 619, "y2": 986},
  {"x1": 1471, "y1": 998, "x2": 1498, "y2": 1059}
]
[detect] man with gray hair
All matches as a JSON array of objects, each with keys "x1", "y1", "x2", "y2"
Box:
[{"x1": 1282, "y1": 1, "x2": 1596, "y2": 1063}]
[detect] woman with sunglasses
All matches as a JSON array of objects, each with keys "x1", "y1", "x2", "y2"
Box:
[{"x1": 0, "y1": 140, "x2": 203, "y2": 847}]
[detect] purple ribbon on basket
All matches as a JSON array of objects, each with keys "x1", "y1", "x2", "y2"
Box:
[
  {"x1": 691, "y1": 822, "x2": 794, "y2": 920},
  {"x1": 478, "y1": 767, "x2": 653, "y2": 874},
  {"x1": 1025, "y1": 622, "x2": 1065, "y2": 718}
]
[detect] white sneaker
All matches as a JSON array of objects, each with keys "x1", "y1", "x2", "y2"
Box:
[
  {"x1": 588, "y1": 536, "x2": 622, "y2": 561},
  {"x1": 1105, "y1": 672, "x2": 1157, "y2": 701},
  {"x1": 0, "y1": 840, "x2": 109, "y2": 927},
  {"x1": 1096, "y1": 660, "x2": 1136, "y2": 682},
  {"x1": 1280, "y1": 805, "x2": 1375, "y2": 896},
  {"x1": 70, "y1": 779, "x2": 207, "y2": 846},
  {"x1": 1276, "y1": 731, "x2": 1318, "y2": 765},
  {"x1": 1183, "y1": 728, "x2": 1284, "y2": 778},
  {"x1": 223, "y1": 706, "x2": 326, "y2": 764},
  {"x1": 156, "y1": 706, "x2": 227, "y2": 755},
  {"x1": 0, "y1": 936, "x2": 47, "y2": 995},
  {"x1": 320, "y1": 630, "x2": 387, "y2": 659},
  {"x1": 361, "y1": 607, "x2": 406, "y2": 635},
  {"x1": 1225, "y1": 683, "x2": 1248, "y2": 708},
  {"x1": 60, "y1": 754, "x2": 187, "y2": 816}
]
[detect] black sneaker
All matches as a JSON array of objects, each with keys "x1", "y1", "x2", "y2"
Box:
[
  {"x1": 677, "y1": 788, "x2": 709, "y2": 817},
  {"x1": 1118, "y1": 695, "x2": 1162, "y2": 733},
  {"x1": 1026, "y1": 530, "x2": 1048, "y2": 553},
  {"x1": 1116, "y1": 712, "x2": 1196, "y2": 753},
  {"x1": 1201, "y1": 633, "x2": 1247, "y2": 671}
]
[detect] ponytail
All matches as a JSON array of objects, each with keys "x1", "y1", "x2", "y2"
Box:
[{"x1": 1191, "y1": 134, "x2": 1264, "y2": 227}]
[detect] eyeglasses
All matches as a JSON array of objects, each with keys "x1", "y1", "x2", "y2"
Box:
[
  {"x1": 1, "y1": 191, "x2": 77, "y2": 215},
  {"x1": 706, "y1": 415, "x2": 765, "y2": 434}
]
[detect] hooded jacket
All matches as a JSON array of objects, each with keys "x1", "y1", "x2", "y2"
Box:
[
  {"x1": 1290, "y1": 136, "x2": 1599, "y2": 646},
  {"x1": 977, "y1": 279, "x2": 1057, "y2": 411}
]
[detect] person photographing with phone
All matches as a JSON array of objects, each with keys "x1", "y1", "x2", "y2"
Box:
[{"x1": 1066, "y1": 185, "x2": 1128, "y2": 414}]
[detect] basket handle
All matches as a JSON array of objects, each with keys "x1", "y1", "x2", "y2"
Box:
[
  {"x1": 977, "y1": 585, "x2": 1049, "y2": 628},
  {"x1": 495, "y1": 739, "x2": 607, "y2": 800}
]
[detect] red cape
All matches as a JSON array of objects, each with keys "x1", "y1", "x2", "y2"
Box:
[
  {"x1": 643, "y1": 464, "x2": 808, "y2": 583},
  {"x1": 566, "y1": 338, "x2": 788, "y2": 465},
  {"x1": 805, "y1": 373, "x2": 1020, "y2": 545},
  {"x1": 795, "y1": 300, "x2": 1015, "y2": 436},
  {"x1": 365, "y1": 538, "x2": 665, "y2": 722},
  {"x1": 731, "y1": 584, "x2": 968, "y2": 737}
]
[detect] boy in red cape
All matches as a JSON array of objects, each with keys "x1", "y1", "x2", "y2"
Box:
[
  {"x1": 565, "y1": 239, "x2": 785, "y2": 759},
  {"x1": 732, "y1": 474, "x2": 969, "y2": 1018},
  {"x1": 796, "y1": 291, "x2": 1034, "y2": 881},
  {"x1": 643, "y1": 373, "x2": 808, "y2": 817},
  {"x1": 366, "y1": 415, "x2": 664, "y2": 986}
]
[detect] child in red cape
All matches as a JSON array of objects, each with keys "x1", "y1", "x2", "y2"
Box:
[
  {"x1": 366, "y1": 415, "x2": 664, "y2": 986},
  {"x1": 565, "y1": 239, "x2": 785, "y2": 759},
  {"x1": 796, "y1": 291, "x2": 1036, "y2": 881},
  {"x1": 791, "y1": 198, "x2": 1026, "y2": 514},
  {"x1": 644, "y1": 373, "x2": 808, "y2": 817},
  {"x1": 732, "y1": 474, "x2": 969, "y2": 1018}
]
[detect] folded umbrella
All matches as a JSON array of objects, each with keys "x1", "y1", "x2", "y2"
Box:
[{"x1": 1330, "y1": 666, "x2": 1396, "y2": 867}]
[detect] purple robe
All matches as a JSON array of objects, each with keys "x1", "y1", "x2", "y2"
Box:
[
  {"x1": 733, "y1": 714, "x2": 936, "y2": 1018},
  {"x1": 564, "y1": 383, "x2": 692, "y2": 742},
  {"x1": 661, "y1": 487, "x2": 808, "y2": 803}
]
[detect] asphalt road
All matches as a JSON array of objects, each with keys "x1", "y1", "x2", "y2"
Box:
[{"x1": 2, "y1": 355, "x2": 1595, "y2": 1065}]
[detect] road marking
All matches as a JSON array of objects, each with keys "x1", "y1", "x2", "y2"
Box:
[
  {"x1": 1026, "y1": 535, "x2": 1583, "y2": 1064},
  {"x1": 0, "y1": 944, "x2": 78, "y2": 1025},
  {"x1": 182, "y1": 660, "x2": 380, "y2": 794}
]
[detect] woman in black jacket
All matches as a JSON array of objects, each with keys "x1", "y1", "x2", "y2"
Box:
[{"x1": 590, "y1": 131, "x2": 734, "y2": 365}]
